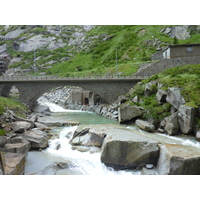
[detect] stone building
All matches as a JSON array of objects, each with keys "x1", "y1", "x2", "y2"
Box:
[{"x1": 163, "y1": 44, "x2": 200, "y2": 59}]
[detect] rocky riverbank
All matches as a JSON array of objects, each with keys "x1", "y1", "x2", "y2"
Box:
[{"x1": 0, "y1": 105, "x2": 79, "y2": 175}]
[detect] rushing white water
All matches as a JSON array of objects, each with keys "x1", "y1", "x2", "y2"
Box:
[
  {"x1": 43, "y1": 126, "x2": 138, "y2": 175},
  {"x1": 25, "y1": 100, "x2": 139, "y2": 175}
]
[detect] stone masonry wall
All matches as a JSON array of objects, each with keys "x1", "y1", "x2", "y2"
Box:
[{"x1": 135, "y1": 56, "x2": 200, "y2": 76}]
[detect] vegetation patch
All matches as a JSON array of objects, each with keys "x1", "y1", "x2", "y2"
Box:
[{"x1": 0, "y1": 97, "x2": 29, "y2": 117}]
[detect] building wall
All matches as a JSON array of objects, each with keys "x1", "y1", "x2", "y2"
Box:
[
  {"x1": 169, "y1": 45, "x2": 200, "y2": 58},
  {"x1": 163, "y1": 48, "x2": 170, "y2": 59}
]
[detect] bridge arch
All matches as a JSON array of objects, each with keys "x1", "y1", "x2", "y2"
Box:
[
  {"x1": 1, "y1": 84, "x2": 20, "y2": 100},
  {"x1": 0, "y1": 78, "x2": 140, "y2": 110}
]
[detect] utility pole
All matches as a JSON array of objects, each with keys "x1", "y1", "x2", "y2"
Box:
[
  {"x1": 34, "y1": 48, "x2": 37, "y2": 77},
  {"x1": 116, "y1": 48, "x2": 118, "y2": 76}
]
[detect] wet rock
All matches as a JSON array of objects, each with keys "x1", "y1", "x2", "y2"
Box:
[
  {"x1": 118, "y1": 106, "x2": 143, "y2": 123},
  {"x1": 141, "y1": 167, "x2": 158, "y2": 175},
  {"x1": 135, "y1": 119, "x2": 155, "y2": 133},
  {"x1": 71, "y1": 146, "x2": 101, "y2": 153},
  {"x1": 70, "y1": 127, "x2": 106, "y2": 147},
  {"x1": 38, "y1": 118, "x2": 80, "y2": 127},
  {"x1": 156, "y1": 144, "x2": 200, "y2": 175},
  {"x1": 0, "y1": 152, "x2": 26, "y2": 175},
  {"x1": 178, "y1": 105, "x2": 196, "y2": 134}
]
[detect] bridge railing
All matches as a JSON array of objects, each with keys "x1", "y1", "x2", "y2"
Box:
[{"x1": 0, "y1": 73, "x2": 151, "y2": 81}]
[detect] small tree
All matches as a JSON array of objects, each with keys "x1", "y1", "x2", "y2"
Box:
[{"x1": 173, "y1": 36, "x2": 178, "y2": 44}]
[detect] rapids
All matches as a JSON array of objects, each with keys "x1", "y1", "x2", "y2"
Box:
[{"x1": 25, "y1": 100, "x2": 200, "y2": 175}]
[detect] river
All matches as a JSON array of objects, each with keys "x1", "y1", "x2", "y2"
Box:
[
  {"x1": 25, "y1": 101, "x2": 140, "y2": 175},
  {"x1": 25, "y1": 101, "x2": 200, "y2": 175}
]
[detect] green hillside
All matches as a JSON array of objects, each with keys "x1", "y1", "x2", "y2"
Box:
[{"x1": 2, "y1": 25, "x2": 200, "y2": 77}]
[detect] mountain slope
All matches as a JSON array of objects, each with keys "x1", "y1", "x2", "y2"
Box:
[{"x1": 1, "y1": 25, "x2": 200, "y2": 76}]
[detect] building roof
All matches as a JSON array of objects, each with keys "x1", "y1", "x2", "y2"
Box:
[{"x1": 163, "y1": 43, "x2": 200, "y2": 52}]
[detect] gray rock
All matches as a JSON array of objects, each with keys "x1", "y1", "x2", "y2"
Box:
[
  {"x1": 144, "y1": 81, "x2": 157, "y2": 97},
  {"x1": 195, "y1": 131, "x2": 200, "y2": 141},
  {"x1": 70, "y1": 126, "x2": 106, "y2": 147},
  {"x1": 23, "y1": 129, "x2": 48, "y2": 149},
  {"x1": 170, "y1": 26, "x2": 190, "y2": 40},
  {"x1": 0, "y1": 152, "x2": 26, "y2": 175},
  {"x1": 166, "y1": 87, "x2": 186, "y2": 110},
  {"x1": 118, "y1": 106, "x2": 143, "y2": 123},
  {"x1": 156, "y1": 144, "x2": 200, "y2": 175},
  {"x1": 35, "y1": 122, "x2": 51, "y2": 131},
  {"x1": 0, "y1": 136, "x2": 7, "y2": 148},
  {"x1": 156, "y1": 89, "x2": 167, "y2": 103},
  {"x1": 11, "y1": 121, "x2": 32, "y2": 133},
  {"x1": 33, "y1": 104, "x2": 51, "y2": 113},
  {"x1": 4, "y1": 28, "x2": 27, "y2": 38},
  {"x1": 135, "y1": 119, "x2": 155, "y2": 133},
  {"x1": 18, "y1": 35, "x2": 56, "y2": 52},
  {"x1": 178, "y1": 105, "x2": 196, "y2": 134},
  {"x1": 164, "y1": 112, "x2": 179, "y2": 135},
  {"x1": 2, "y1": 142, "x2": 30, "y2": 158},
  {"x1": 100, "y1": 124, "x2": 159, "y2": 170},
  {"x1": 0, "y1": 44, "x2": 7, "y2": 54}
]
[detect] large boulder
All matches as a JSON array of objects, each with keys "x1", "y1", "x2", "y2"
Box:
[
  {"x1": 118, "y1": 106, "x2": 143, "y2": 123},
  {"x1": 100, "y1": 124, "x2": 159, "y2": 170},
  {"x1": 23, "y1": 129, "x2": 49, "y2": 149},
  {"x1": 164, "y1": 112, "x2": 179, "y2": 135},
  {"x1": 2, "y1": 142, "x2": 30, "y2": 158},
  {"x1": 156, "y1": 144, "x2": 200, "y2": 175},
  {"x1": 0, "y1": 152, "x2": 26, "y2": 175},
  {"x1": 166, "y1": 87, "x2": 186, "y2": 110},
  {"x1": 11, "y1": 121, "x2": 32, "y2": 133},
  {"x1": 178, "y1": 105, "x2": 196, "y2": 134},
  {"x1": 135, "y1": 119, "x2": 155, "y2": 133},
  {"x1": 70, "y1": 126, "x2": 106, "y2": 147}
]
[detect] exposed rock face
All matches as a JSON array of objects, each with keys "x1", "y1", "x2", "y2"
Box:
[
  {"x1": 118, "y1": 106, "x2": 143, "y2": 123},
  {"x1": 164, "y1": 112, "x2": 179, "y2": 135},
  {"x1": 178, "y1": 105, "x2": 196, "y2": 134},
  {"x1": 156, "y1": 144, "x2": 200, "y2": 175},
  {"x1": 135, "y1": 119, "x2": 155, "y2": 133},
  {"x1": 166, "y1": 87, "x2": 186, "y2": 110}
]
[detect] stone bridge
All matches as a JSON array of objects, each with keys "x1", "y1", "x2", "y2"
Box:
[{"x1": 0, "y1": 75, "x2": 148, "y2": 109}]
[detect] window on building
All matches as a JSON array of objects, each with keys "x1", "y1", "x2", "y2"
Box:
[{"x1": 187, "y1": 46, "x2": 192, "y2": 52}]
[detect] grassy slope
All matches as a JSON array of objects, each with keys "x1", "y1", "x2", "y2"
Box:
[
  {"x1": 127, "y1": 64, "x2": 200, "y2": 121},
  {"x1": 0, "y1": 96, "x2": 29, "y2": 116}
]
